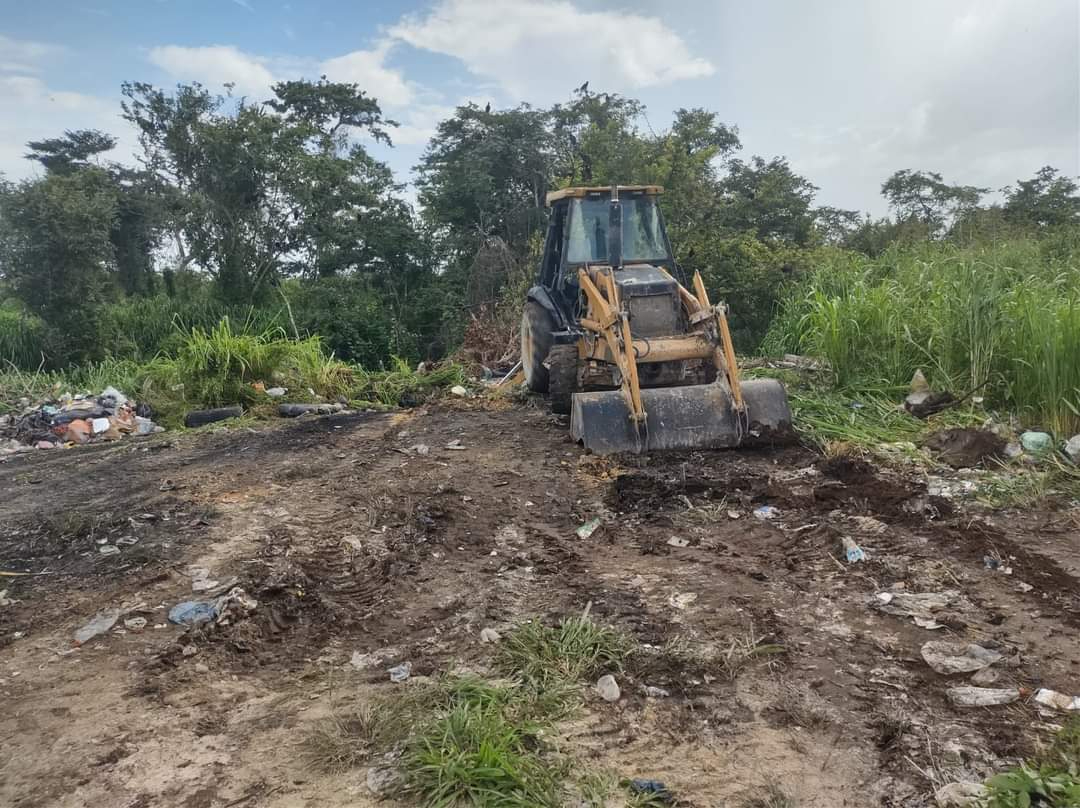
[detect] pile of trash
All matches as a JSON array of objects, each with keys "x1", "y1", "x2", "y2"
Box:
[{"x1": 0, "y1": 385, "x2": 163, "y2": 455}]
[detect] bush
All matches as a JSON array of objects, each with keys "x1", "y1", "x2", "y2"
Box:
[{"x1": 0, "y1": 308, "x2": 48, "y2": 369}]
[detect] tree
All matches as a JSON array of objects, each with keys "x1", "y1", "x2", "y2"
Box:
[
  {"x1": 881, "y1": 169, "x2": 986, "y2": 237},
  {"x1": 0, "y1": 167, "x2": 118, "y2": 359},
  {"x1": 122, "y1": 80, "x2": 415, "y2": 304},
  {"x1": 813, "y1": 206, "x2": 863, "y2": 246},
  {"x1": 25, "y1": 129, "x2": 117, "y2": 174},
  {"x1": 416, "y1": 102, "x2": 553, "y2": 258},
  {"x1": 1003, "y1": 166, "x2": 1080, "y2": 228},
  {"x1": 720, "y1": 157, "x2": 818, "y2": 245}
]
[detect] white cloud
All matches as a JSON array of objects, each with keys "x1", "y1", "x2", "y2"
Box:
[
  {"x1": 0, "y1": 36, "x2": 132, "y2": 181},
  {"x1": 388, "y1": 0, "x2": 713, "y2": 101},
  {"x1": 320, "y1": 41, "x2": 414, "y2": 107},
  {"x1": 147, "y1": 45, "x2": 277, "y2": 98},
  {"x1": 0, "y1": 33, "x2": 64, "y2": 75}
]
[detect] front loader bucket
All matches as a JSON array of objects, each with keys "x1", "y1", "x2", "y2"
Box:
[{"x1": 569, "y1": 379, "x2": 793, "y2": 455}]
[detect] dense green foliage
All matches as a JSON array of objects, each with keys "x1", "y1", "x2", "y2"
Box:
[{"x1": 765, "y1": 239, "x2": 1080, "y2": 434}]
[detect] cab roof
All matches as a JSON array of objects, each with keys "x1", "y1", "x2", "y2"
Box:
[{"x1": 545, "y1": 185, "x2": 664, "y2": 206}]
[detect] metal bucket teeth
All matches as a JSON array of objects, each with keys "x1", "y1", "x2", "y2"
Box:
[{"x1": 569, "y1": 379, "x2": 793, "y2": 455}]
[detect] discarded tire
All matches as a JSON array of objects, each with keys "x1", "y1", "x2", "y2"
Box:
[{"x1": 184, "y1": 407, "x2": 243, "y2": 428}]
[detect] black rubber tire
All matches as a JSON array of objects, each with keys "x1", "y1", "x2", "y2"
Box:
[
  {"x1": 521, "y1": 301, "x2": 554, "y2": 393},
  {"x1": 547, "y1": 344, "x2": 579, "y2": 415}
]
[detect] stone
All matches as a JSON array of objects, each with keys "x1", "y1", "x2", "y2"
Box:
[
  {"x1": 367, "y1": 761, "x2": 403, "y2": 796},
  {"x1": 450, "y1": 385, "x2": 468, "y2": 397},
  {"x1": 596, "y1": 674, "x2": 621, "y2": 702},
  {"x1": 1020, "y1": 431, "x2": 1053, "y2": 453},
  {"x1": 935, "y1": 782, "x2": 986, "y2": 807},
  {"x1": 1064, "y1": 434, "x2": 1080, "y2": 464}
]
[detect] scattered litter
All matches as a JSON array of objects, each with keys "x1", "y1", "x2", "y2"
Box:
[
  {"x1": 1020, "y1": 431, "x2": 1053, "y2": 453},
  {"x1": 350, "y1": 651, "x2": 380, "y2": 670},
  {"x1": 576, "y1": 518, "x2": 602, "y2": 539},
  {"x1": 388, "y1": 662, "x2": 412, "y2": 683},
  {"x1": 450, "y1": 385, "x2": 468, "y2": 397},
  {"x1": 409, "y1": 443, "x2": 430, "y2": 456},
  {"x1": 266, "y1": 387, "x2": 287, "y2": 398},
  {"x1": 850, "y1": 515, "x2": 888, "y2": 534},
  {"x1": 123, "y1": 617, "x2": 147, "y2": 631},
  {"x1": 666, "y1": 536, "x2": 690, "y2": 548},
  {"x1": 644, "y1": 685, "x2": 670, "y2": 698},
  {"x1": 98, "y1": 545, "x2": 120, "y2": 556},
  {"x1": 841, "y1": 537, "x2": 866, "y2": 563},
  {"x1": 1033, "y1": 688, "x2": 1080, "y2": 712},
  {"x1": 0, "y1": 385, "x2": 162, "y2": 454},
  {"x1": 904, "y1": 370, "x2": 956, "y2": 418},
  {"x1": 982, "y1": 555, "x2": 1012, "y2": 575},
  {"x1": 480, "y1": 628, "x2": 501, "y2": 643},
  {"x1": 970, "y1": 667, "x2": 1000, "y2": 686},
  {"x1": 873, "y1": 590, "x2": 965, "y2": 630},
  {"x1": 727, "y1": 510, "x2": 741, "y2": 520},
  {"x1": 668, "y1": 592, "x2": 697, "y2": 610},
  {"x1": 444, "y1": 438, "x2": 466, "y2": 450},
  {"x1": 934, "y1": 782, "x2": 987, "y2": 807},
  {"x1": 753, "y1": 505, "x2": 779, "y2": 520},
  {"x1": 628, "y1": 780, "x2": 674, "y2": 804},
  {"x1": 0, "y1": 589, "x2": 15, "y2": 607},
  {"x1": 168, "y1": 587, "x2": 256, "y2": 627},
  {"x1": 596, "y1": 674, "x2": 621, "y2": 702},
  {"x1": 169, "y1": 600, "x2": 218, "y2": 626},
  {"x1": 181, "y1": 643, "x2": 199, "y2": 657},
  {"x1": 921, "y1": 641, "x2": 1002, "y2": 675},
  {"x1": 946, "y1": 686, "x2": 1019, "y2": 707},
  {"x1": 1003, "y1": 441, "x2": 1023, "y2": 459},
  {"x1": 73, "y1": 608, "x2": 121, "y2": 644},
  {"x1": 1016, "y1": 581, "x2": 1034, "y2": 593}
]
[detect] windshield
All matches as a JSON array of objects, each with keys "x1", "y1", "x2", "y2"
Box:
[{"x1": 566, "y1": 197, "x2": 669, "y2": 264}]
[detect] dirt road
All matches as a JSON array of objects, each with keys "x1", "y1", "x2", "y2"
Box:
[{"x1": 2, "y1": 400, "x2": 1078, "y2": 807}]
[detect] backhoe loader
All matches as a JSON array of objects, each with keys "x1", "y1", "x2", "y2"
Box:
[{"x1": 521, "y1": 185, "x2": 792, "y2": 454}]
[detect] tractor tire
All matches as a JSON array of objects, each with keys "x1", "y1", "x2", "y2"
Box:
[
  {"x1": 521, "y1": 301, "x2": 554, "y2": 393},
  {"x1": 547, "y1": 344, "x2": 579, "y2": 415}
]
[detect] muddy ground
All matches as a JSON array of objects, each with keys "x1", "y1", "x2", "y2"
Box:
[{"x1": 1, "y1": 399, "x2": 1078, "y2": 807}]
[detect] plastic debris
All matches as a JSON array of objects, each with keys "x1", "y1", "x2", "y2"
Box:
[
  {"x1": 74, "y1": 608, "x2": 122, "y2": 644},
  {"x1": 946, "y1": 686, "x2": 1019, "y2": 707},
  {"x1": 753, "y1": 505, "x2": 779, "y2": 520},
  {"x1": 628, "y1": 780, "x2": 674, "y2": 804},
  {"x1": 1033, "y1": 688, "x2": 1080, "y2": 712},
  {"x1": 596, "y1": 674, "x2": 621, "y2": 702},
  {"x1": 644, "y1": 685, "x2": 670, "y2": 698},
  {"x1": 667, "y1": 592, "x2": 697, "y2": 610},
  {"x1": 576, "y1": 518, "x2": 602, "y2": 539},
  {"x1": 921, "y1": 641, "x2": 1002, "y2": 675},
  {"x1": 479, "y1": 627, "x2": 501, "y2": 643},
  {"x1": 873, "y1": 590, "x2": 966, "y2": 630},
  {"x1": 388, "y1": 661, "x2": 412, "y2": 683},
  {"x1": 0, "y1": 385, "x2": 161, "y2": 454},
  {"x1": 666, "y1": 536, "x2": 690, "y2": 548},
  {"x1": 1020, "y1": 431, "x2": 1053, "y2": 453},
  {"x1": 450, "y1": 385, "x2": 468, "y2": 397},
  {"x1": 266, "y1": 387, "x2": 287, "y2": 398},
  {"x1": 409, "y1": 443, "x2": 430, "y2": 456},
  {"x1": 841, "y1": 537, "x2": 866, "y2": 563},
  {"x1": 444, "y1": 438, "x2": 466, "y2": 450},
  {"x1": 169, "y1": 600, "x2": 218, "y2": 626},
  {"x1": 124, "y1": 617, "x2": 148, "y2": 631}
]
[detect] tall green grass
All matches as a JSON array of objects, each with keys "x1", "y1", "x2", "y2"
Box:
[{"x1": 765, "y1": 241, "x2": 1080, "y2": 435}]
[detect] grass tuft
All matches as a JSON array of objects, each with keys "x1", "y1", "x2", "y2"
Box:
[{"x1": 496, "y1": 614, "x2": 634, "y2": 689}]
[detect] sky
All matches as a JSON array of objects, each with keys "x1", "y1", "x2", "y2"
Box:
[{"x1": 1, "y1": 0, "x2": 1077, "y2": 215}]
